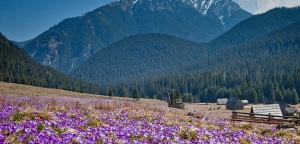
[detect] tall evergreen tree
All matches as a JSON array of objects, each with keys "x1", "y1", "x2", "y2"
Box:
[
  {"x1": 291, "y1": 88, "x2": 299, "y2": 104},
  {"x1": 108, "y1": 90, "x2": 113, "y2": 97},
  {"x1": 132, "y1": 89, "x2": 140, "y2": 101}
]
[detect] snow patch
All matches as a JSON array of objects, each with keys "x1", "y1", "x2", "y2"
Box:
[
  {"x1": 188, "y1": 0, "x2": 199, "y2": 9},
  {"x1": 130, "y1": 0, "x2": 139, "y2": 14},
  {"x1": 201, "y1": 0, "x2": 213, "y2": 15},
  {"x1": 201, "y1": 0, "x2": 206, "y2": 8},
  {"x1": 219, "y1": 15, "x2": 225, "y2": 26},
  {"x1": 132, "y1": 0, "x2": 138, "y2": 9}
]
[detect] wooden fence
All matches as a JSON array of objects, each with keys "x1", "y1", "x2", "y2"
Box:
[{"x1": 231, "y1": 111, "x2": 300, "y2": 125}]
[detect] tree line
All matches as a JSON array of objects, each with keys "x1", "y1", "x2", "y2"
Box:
[{"x1": 107, "y1": 70, "x2": 300, "y2": 104}]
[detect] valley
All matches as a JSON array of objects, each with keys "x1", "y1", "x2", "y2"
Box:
[
  {"x1": 1, "y1": 0, "x2": 300, "y2": 143},
  {"x1": 0, "y1": 82, "x2": 300, "y2": 143}
]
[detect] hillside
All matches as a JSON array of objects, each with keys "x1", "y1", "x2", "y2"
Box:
[
  {"x1": 71, "y1": 7, "x2": 300, "y2": 104},
  {"x1": 112, "y1": 20, "x2": 300, "y2": 104},
  {"x1": 207, "y1": 19, "x2": 300, "y2": 72},
  {"x1": 209, "y1": 7, "x2": 300, "y2": 49},
  {"x1": 0, "y1": 33, "x2": 104, "y2": 95},
  {"x1": 71, "y1": 34, "x2": 204, "y2": 85},
  {"x1": 72, "y1": 7, "x2": 300, "y2": 86},
  {"x1": 22, "y1": 0, "x2": 251, "y2": 73},
  {"x1": 0, "y1": 82, "x2": 103, "y2": 98}
]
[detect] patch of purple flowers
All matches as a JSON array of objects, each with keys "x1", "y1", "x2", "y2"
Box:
[{"x1": 0, "y1": 95, "x2": 298, "y2": 143}]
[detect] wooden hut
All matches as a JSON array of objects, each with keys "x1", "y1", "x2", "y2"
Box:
[
  {"x1": 226, "y1": 98, "x2": 244, "y2": 110},
  {"x1": 279, "y1": 102, "x2": 298, "y2": 116},
  {"x1": 217, "y1": 98, "x2": 228, "y2": 105},
  {"x1": 285, "y1": 107, "x2": 298, "y2": 116},
  {"x1": 241, "y1": 100, "x2": 249, "y2": 106},
  {"x1": 251, "y1": 104, "x2": 283, "y2": 118}
]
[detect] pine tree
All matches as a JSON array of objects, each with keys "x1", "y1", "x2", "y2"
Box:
[
  {"x1": 132, "y1": 89, "x2": 140, "y2": 101},
  {"x1": 168, "y1": 89, "x2": 185, "y2": 109},
  {"x1": 108, "y1": 90, "x2": 113, "y2": 97},
  {"x1": 248, "y1": 88, "x2": 258, "y2": 103},
  {"x1": 291, "y1": 88, "x2": 299, "y2": 104},
  {"x1": 168, "y1": 90, "x2": 175, "y2": 107},
  {"x1": 275, "y1": 89, "x2": 284, "y2": 102}
]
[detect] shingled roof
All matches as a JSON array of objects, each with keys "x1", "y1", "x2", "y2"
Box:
[
  {"x1": 285, "y1": 107, "x2": 298, "y2": 114},
  {"x1": 241, "y1": 100, "x2": 249, "y2": 105},
  {"x1": 217, "y1": 98, "x2": 228, "y2": 105},
  {"x1": 226, "y1": 98, "x2": 244, "y2": 110},
  {"x1": 251, "y1": 104, "x2": 283, "y2": 118}
]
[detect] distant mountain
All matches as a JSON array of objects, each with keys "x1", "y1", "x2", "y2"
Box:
[
  {"x1": 209, "y1": 7, "x2": 300, "y2": 49},
  {"x1": 116, "y1": 20, "x2": 300, "y2": 103},
  {"x1": 0, "y1": 33, "x2": 103, "y2": 95},
  {"x1": 71, "y1": 33, "x2": 204, "y2": 85},
  {"x1": 23, "y1": 0, "x2": 251, "y2": 73},
  {"x1": 187, "y1": 7, "x2": 300, "y2": 70},
  {"x1": 200, "y1": 18, "x2": 300, "y2": 74},
  {"x1": 71, "y1": 7, "x2": 300, "y2": 85}
]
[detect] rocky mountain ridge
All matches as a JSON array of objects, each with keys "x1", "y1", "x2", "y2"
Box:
[{"x1": 22, "y1": 0, "x2": 251, "y2": 73}]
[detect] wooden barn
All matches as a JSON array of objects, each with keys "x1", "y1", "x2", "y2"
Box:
[
  {"x1": 241, "y1": 100, "x2": 249, "y2": 106},
  {"x1": 217, "y1": 98, "x2": 228, "y2": 105},
  {"x1": 285, "y1": 107, "x2": 298, "y2": 116},
  {"x1": 226, "y1": 98, "x2": 244, "y2": 110},
  {"x1": 279, "y1": 102, "x2": 298, "y2": 116},
  {"x1": 251, "y1": 104, "x2": 283, "y2": 118}
]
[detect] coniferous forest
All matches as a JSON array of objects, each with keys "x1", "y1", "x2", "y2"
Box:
[
  {"x1": 110, "y1": 70, "x2": 300, "y2": 104},
  {"x1": 0, "y1": 33, "x2": 104, "y2": 94},
  {"x1": 104, "y1": 15, "x2": 300, "y2": 104}
]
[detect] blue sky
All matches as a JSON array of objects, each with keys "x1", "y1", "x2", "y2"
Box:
[
  {"x1": 0, "y1": 0, "x2": 114, "y2": 42},
  {"x1": 0, "y1": 0, "x2": 299, "y2": 42}
]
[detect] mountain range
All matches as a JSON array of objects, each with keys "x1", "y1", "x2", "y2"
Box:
[
  {"x1": 22, "y1": 0, "x2": 251, "y2": 73},
  {"x1": 105, "y1": 7, "x2": 300, "y2": 103},
  {"x1": 71, "y1": 7, "x2": 300, "y2": 85}
]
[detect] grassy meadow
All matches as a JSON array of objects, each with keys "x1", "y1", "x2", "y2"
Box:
[{"x1": 0, "y1": 82, "x2": 299, "y2": 143}]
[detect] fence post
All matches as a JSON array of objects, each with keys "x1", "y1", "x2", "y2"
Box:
[
  {"x1": 268, "y1": 113, "x2": 271, "y2": 124},
  {"x1": 294, "y1": 115, "x2": 298, "y2": 125},
  {"x1": 232, "y1": 110, "x2": 237, "y2": 121}
]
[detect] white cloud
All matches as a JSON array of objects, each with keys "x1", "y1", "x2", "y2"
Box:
[{"x1": 255, "y1": 0, "x2": 300, "y2": 14}]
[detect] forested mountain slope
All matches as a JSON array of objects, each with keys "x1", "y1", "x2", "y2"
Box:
[
  {"x1": 72, "y1": 7, "x2": 300, "y2": 86},
  {"x1": 71, "y1": 34, "x2": 204, "y2": 85},
  {"x1": 112, "y1": 20, "x2": 300, "y2": 104},
  {"x1": 209, "y1": 7, "x2": 300, "y2": 49},
  {"x1": 0, "y1": 33, "x2": 103, "y2": 94},
  {"x1": 22, "y1": 0, "x2": 251, "y2": 73}
]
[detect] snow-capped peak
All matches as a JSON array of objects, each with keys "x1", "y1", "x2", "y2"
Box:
[
  {"x1": 181, "y1": 0, "x2": 241, "y2": 15},
  {"x1": 200, "y1": 0, "x2": 214, "y2": 15},
  {"x1": 114, "y1": 0, "x2": 243, "y2": 27}
]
